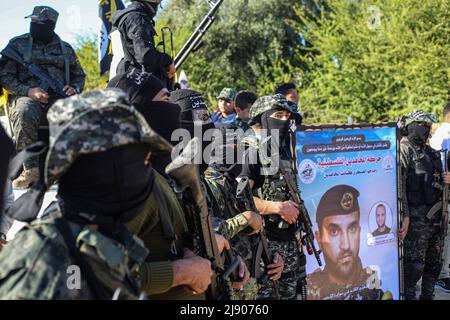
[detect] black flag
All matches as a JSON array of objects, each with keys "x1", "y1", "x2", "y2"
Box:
[{"x1": 98, "y1": 0, "x2": 125, "y2": 76}]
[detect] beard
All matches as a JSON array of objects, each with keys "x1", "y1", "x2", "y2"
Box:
[{"x1": 325, "y1": 249, "x2": 359, "y2": 282}]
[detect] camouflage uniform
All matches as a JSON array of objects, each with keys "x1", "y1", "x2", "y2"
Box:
[
  {"x1": 0, "y1": 6, "x2": 85, "y2": 170},
  {"x1": 400, "y1": 110, "x2": 444, "y2": 300},
  {"x1": 0, "y1": 89, "x2": 158, "y2": 299},
  {"x1": 240, "y1": 94, "x2": 304, "y2": 300},
  {"x1": 307, "y1": 258, "x2": 384, "y2": 300},
  {"x1": 204, "y1": 167, "x2": 259, "y2": 300}
]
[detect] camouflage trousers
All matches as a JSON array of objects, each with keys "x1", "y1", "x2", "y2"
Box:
[
  {"x1": 403, "y1": 217, "x2": 442, "y2": 300},
  {"x1": 9, "y1": 97, "x2": 50, "y2": 169},
  {"x1": 439, "y1": 229, "x2": 450, "y2": 279},
  {"x1": 257, "y1": 238, "x2": 300, "y2": 300}
]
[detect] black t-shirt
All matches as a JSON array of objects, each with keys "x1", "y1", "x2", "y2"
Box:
[{"x1": 239, "y1": 144, "x2": 296, "y2": 242}]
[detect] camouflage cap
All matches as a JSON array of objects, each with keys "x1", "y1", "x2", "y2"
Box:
[
  {"x1": 403, "y1": 109, "x2": 438, "y2": 126},
  {"x1": 249, "y1": 94, "x2": 298, "y2": 125},
  {"x1": 45, "y1": 88, "x2": 171, "y2": 186},
  {"x1": 217, "y1": 88, "x2": 237, "y2": 101},
  {"x1": 25, "y1": 6, "x2": 59, "y2": 23}
]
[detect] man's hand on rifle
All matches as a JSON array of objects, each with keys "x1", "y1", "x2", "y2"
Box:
[
  {"x1": 231, "y1": 256, "x2": 250, "y2": 290},
  {"x1": 267, "y1": 252, "x2": 284, "y2": 281},
  {"x1": 277, "y1": 200, "x2": 299, "y2": 224},
  {"x1": 443, "y1": 172, "x2": 450, "y2": 185},
  {"x1": 63, "y1": 85, "x2": 77, "y2": 97},
  {"x1": 28, "y1": 87, "x2": 49, "y2": 104},
  {"x1": 166, "y1": 63, "x2": 176, "y2": 80},
  {"x1": 242, "y1": 211, "x2": 263, "y2": 234},
  {"x1": 397, "y1": 216, "x2": 410, "y2": 241},
  {"x1": 173, "y1": 248, "x2": 213, "y2": 295},
  {"x1": 215, "y1": 233, "x2": 230, "y2": 254}
]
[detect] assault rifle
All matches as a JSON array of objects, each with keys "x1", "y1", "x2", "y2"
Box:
[
  {"x1": 1, "y1": 46, "x2": 67, "y2": 99},
  {"x1": 174, "y1": 0, "x2": 224, "y2": 70},
  {"x1": 166, "y1": 138, "x2": 239, "y2": 300},
  {"x1": 235, "y1": 176, "x2": 280, "y2": 300},
  {"x1": 280, "y1": 167, "x2": 322, "y2": 267}
]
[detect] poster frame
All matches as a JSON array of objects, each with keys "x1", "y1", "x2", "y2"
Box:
[{"x1": 297, "y1": 122, "x2": 403, "y2": 300}]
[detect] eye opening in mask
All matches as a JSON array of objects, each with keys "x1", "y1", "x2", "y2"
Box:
[
  {"x1": 417, "y1": 121, "x2": 431, "y2": 129},
  {"x1": 269, "y1": 109, "x2": 291, "y2": 121}
]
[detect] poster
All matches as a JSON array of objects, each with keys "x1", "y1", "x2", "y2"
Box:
[{"x1": 296, "y1": 125, "x2": 401, "y2": 300}]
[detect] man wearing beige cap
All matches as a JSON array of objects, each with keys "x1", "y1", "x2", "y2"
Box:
[{"x1": 0, "y1": 6, "x2": 85, "y2": 189}]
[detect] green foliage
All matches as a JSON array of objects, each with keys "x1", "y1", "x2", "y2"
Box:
[
  {"x1": 156, "y1": 0, "x2": 299, "y2": 106},
  {"x1": 73, "y1": 35, "x2": 107, "y2": 91},
  {"x1": 291, "y1": 0, "x2": 450, "y2": 124}
]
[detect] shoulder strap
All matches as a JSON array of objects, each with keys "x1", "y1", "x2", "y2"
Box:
[
  {"x1": 59, "y1": 40, "x2": 70, "y2": 86},
  {"x1": 151, "y1": 181, "x2": 178, "y2": 257},
  {"x1": 23, "y1": 35, "x2": 33, "y2": 64},
  {"x1": 53, "y1": 219, "x2": 112, "y2": 300}
]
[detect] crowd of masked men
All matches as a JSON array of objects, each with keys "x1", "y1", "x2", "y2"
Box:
[{"x1": 0, "y1": 2, "x2": 449, "y2": 300}]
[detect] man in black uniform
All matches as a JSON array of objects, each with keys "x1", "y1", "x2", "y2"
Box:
[
  {"x1": 112, "y1": 0, "x2": 175, "y2": 86},
  {"x1": 400, "y1": 109, "x2": 450, "y2": 300}
]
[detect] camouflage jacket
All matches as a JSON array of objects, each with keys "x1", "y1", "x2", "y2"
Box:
[
  {"x1": 0, "y1": 33, "x2": 85, "y2": 98},
  {"x1": 306, "y1": 258, "x2": 385, "y2": 300},
  {"x1": 203, "y1": 167, "x2": 252, "y2": 263},
  {"x1": 0, "y1": 205, "x2": 147, "y2": 300}
]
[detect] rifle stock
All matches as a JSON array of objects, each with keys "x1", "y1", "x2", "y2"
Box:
[{"x1": 165, "y1": 138, "x2": 237, "y2": 299}]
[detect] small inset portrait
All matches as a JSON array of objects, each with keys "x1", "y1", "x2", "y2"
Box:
[{"x1": 369, "y1": 202, "x2": 393, "y2": 237}]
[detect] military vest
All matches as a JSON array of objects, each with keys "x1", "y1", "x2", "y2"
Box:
[
  {"x1": 242, "y1": 133, "x2": 297, "y2": 241},
  {"x1": 42, "y1": 203, "x2": 148, "y2": 299},
  {"x1": 403, "y1": 141, "x2": 443, "y2": 209}
]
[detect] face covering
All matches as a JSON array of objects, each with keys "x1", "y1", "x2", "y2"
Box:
[
  {"x1": 30, "y1": 20, "x2": 55, "y2": 44},
  {"x1": 136, "y1": 101, "x2": 181, "y2": 174},
  {"x1": 260, "y1": 109, "x2": 293, "y2": 158},
  {"x1": 172, "y1": 90, "x2": 216, "y2": 174},
  {"x1": 58, "y1": 144, "x2": 155, "y2": 237},
  {"x1": 407, "y1": 122, "x2": 430, "y2": 145}
]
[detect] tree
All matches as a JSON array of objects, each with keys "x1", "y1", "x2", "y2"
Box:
[
  {"x1": 291, "y1": 0, "x2": 450, "y2": 124},
  {"x1": 74, "y1": 35, "x2": 106, "y2": 91},
  {"x1": 156, "y1": 0, "x2": 302, "y2": 106}
]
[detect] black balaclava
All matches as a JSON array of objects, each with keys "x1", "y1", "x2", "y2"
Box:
[
  {"x1": 58, "y1": 144, "x2": 154, "y2": 238},
  {"x1": 108, "y1": 68, "x2": 180, "y2": 175},
  {"x1": 210, "y1": 125, "x2": 243, "y2": 178},
  {"x1": 30, "y1": 20, "x2": 56, "y2": 44},
  {"x1": 171, "y1": 89, "x2": 216, "y2": 174},
  {"x1": 136, "y1": 101, "x2": 181, "y2": 174},
  {"x1": 260, "y1": 108, "x2": 292, "y2": 158},
  {"x1": 407, "y1": 122, "x2": 430, "y2": 146}
]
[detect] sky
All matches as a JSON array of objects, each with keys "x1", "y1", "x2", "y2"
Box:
[
  {"x1": 0, "y1": 0, "x2": 170, "y2": 49},
  {"x1": 0, "y1": 0, "x2": 99, "y2": 49}
]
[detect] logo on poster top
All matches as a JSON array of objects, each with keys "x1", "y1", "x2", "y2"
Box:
[{"x1": 299, "y1": 159, "x2": 317, "y2": 184}]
